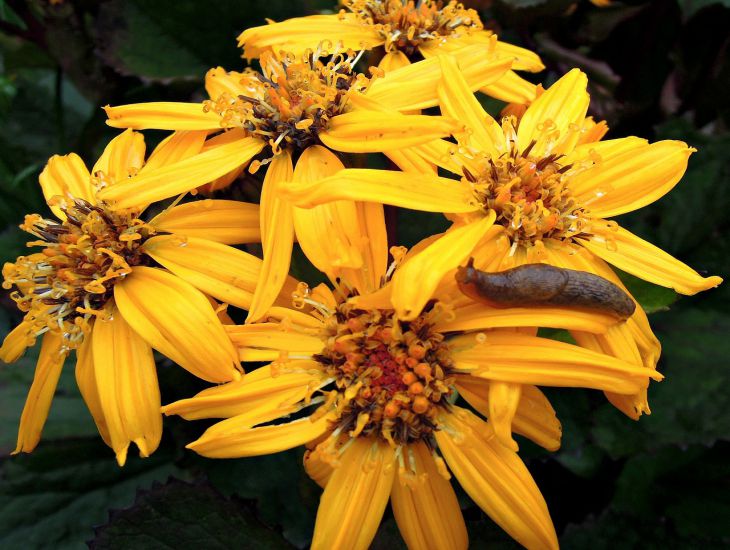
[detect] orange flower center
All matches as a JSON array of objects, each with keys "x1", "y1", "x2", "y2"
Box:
[
  {"x1": 345, "y1": 0, "x2": 482, "y2": 55},
  {"x1": 468, "y1": 147, "x2": 586, "y2": 246},
  {"x1": 204, "y1": 49, "x2": 378, "y2": 157},
  {"x1": 2, "y1": 198, "x2": 153, "y2": 347},
  {"x1": 316, "y1": 301, "x2": 454, "y2": 445}
]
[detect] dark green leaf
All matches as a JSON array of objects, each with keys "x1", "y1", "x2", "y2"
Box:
[
  {"x1": 0, "y1": 439, "x2": 183, "y2": 549},
  {"x1": 614, "y1": 269, "x2": 677, "y2": 313},
  {"x1": 91, "y1": 478, "x2": 293, "y2": 549}
]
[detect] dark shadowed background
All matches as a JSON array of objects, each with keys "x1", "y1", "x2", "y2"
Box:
[{"x1": 0, "y1": 0, "x2": 728, "y2": 548}]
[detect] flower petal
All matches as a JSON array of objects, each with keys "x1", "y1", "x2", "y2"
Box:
[
  {"x1": 92, "y1": 305, "x2": 162, "y2": 466},
  {"x1": 320, "y1": 110, "x2": 462, "y2": 153},
  {"x1": 480, "y1": 69, "x2": 539, "y2": 104},
  {"x1": 39, "y1": 153, "x2": 93, "y2": 219},
  {"x1": 368, "y1": 45, "x2": 513, "y2": 111},
  {"x1": 188, "y1": 412, "x2": 334, "y2": 458},
  {"x1": 377, "y1": 50, "x2": 411, "y2": 71},
  {"x1": 391, "y1": 442, "x2": 468, "y2": 550},
  {"x1": 571, "y1": 141, "x2": 694, "y2": 217},
  {"x1": 392, "y1": 216, "x2": 495, "y2": 320},
  {"x1": 104, "y1": 102, "x2": 220, "y2": 130},
  {"x1": 455, "y1": 376, "x2": 562, "y2": 451},
  {"x1": 311, "y1": 438, "x2": 396, "y2": 550},
  {"x1": 113, "y1": 266, "x2": 240, "y2": 383},
  {"x1": 92, "y1": 129, "x2": 146, "y2": 184},
  {"x1": 435, "y1": 407, "x2": 558, "y2": 550},
  {"x1": 583, "y1": 222, "x2": 722, "y2": 295},
  {"x1": 280, "y1": 168, "x2": 478, "y2": 213},
  {"x1": 437, "y1": 54, "x2": 504, "y2": 153},
  {"x1": 141, "y1": 130, "x2": 208, "y2": 173},
  {"x1": 143, "y1": 235, "x2": 267, "y2": 311},
  {"x1": 74, "y1": 335, "x2": 111, "y2": 447},
  {"x1": 205, "y1": 67, "x2": 251, "y2": 98},
  {"x1": 248, "y1": 150, "x2": 295, "y2": 322},
  {"x1": 437, "y1": 301, "x2": 617, "y2": 334},
  {"x1": 517, "y1": 69, "x2": 589, "y2": 157},
  {"x1": 13, "y1": 332, "x2": 66, "y2": 454},
  {"x1": 98, "y1": 132, "x2": 264, "y2": 209},
  {"x1": 237, "y1": 14, "x2": 383, "y2": 59},
  {"x1": 150, "y1": 199, "x2": 260, "y2": 244},
  {"x1": 225, "y1": 323, "x2": 324, "y2": 360},
  {"x1": 0, "y1": 321, "x2": 35, "y2": 363},
  {"x1": 162, "y1": 361, "x2": 326, "y2": 420},
  {"x1": 450, "y1": 330, "x2": 662, "y2": 393}
]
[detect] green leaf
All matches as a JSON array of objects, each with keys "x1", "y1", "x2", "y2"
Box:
[
  {"x1": 91, "y1": 478, "x2": 293, "y2": 549},
  {"x1": 677, "y1": 0, "x2": 730, "y2": 18},
  {"x1": 0, "y1": 439, "x2": 183, "y2": 549}
]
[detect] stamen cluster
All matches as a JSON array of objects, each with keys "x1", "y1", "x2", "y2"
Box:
[
  {"x1": 204, "y1": 49, "x2": 377, "y2": 155},
  {"x1": 315, "y1": 301, "x2": 454, "y2": 446},
  {"x1": 344, "y1": 0, "x2": 482, "y2": 55},
  {"x1": 2, "y1": 198, "x2": 153, "y2": 348}
]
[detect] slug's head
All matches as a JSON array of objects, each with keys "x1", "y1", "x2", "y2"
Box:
[{"x1": 455, "y1": 257, "x2": 478, "y2": 285}]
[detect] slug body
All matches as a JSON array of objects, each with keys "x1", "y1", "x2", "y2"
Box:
[{"x1": 455, "y1": 261, "x2": 636, "y2": 320}]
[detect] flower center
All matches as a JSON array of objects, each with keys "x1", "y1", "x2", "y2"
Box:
[
  {"x1": 345, "y1": 0, "x2": 482, "y2": 55},
  {"x1": 315, "y1": 301, "x2": 454, "y2": 446},
  {"x1": 204, "y1": 49, "x2": 376, "y2": 157},
  {"x1": 2, "y1": 198, "x2": 153, "y2": 347}
]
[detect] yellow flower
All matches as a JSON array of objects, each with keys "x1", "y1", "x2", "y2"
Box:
[
  {"x1": 162, "y1": 244, "x2": 660, "y2": 549},
  {"x1": 280, "y1": 60, "x2": 722, "y2": 418},
  {"x1": 100, "y1": 47, "x2": 511, "y2": 322},
  {"x1": 238, "y1": 0, "x2": 544, "y2": 103},
  {"x1": 0, "y1": 129, "x2": 278, "y2": 465}
]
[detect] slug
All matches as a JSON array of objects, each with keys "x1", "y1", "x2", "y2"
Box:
[{"x1": 455, "y1": 260, "x2": 636, "y2": 320}]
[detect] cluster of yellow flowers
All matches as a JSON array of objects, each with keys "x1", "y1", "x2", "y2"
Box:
[{"x1": 1, "y1": 1, "x2": 721, "y2": 548}]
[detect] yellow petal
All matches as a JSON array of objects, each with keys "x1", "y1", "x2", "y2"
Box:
[
  {"x1": 150, "y1": 199, "x2": 260, "y2": 244},
  {"x1": 304, "y1": 444, "x2": 335, "y2": 488},
  {"x1": 280, "y1": 168, "x2": 478, "y2": 213},
  {"x1": 237, "y1": 14, "x2": 383, "y2": 59},
  {"x1": 437, "y1": 54, "x2": 504, "y2": 153},
  {"x1": 583, "y1": 222, "x2": 722, "y2": 295},
  {"x1": 491, "y1": 36, "x2": 545, "y2": 72},
  {"x1": 113, "y1": 266, "x2": 240, "y2": 383},
  {"x1": 143, "y1": 235, "x2": 264, "y2": 311},
  {"x1": 450, "y1": 331, "x2": 661, "y2": 394},
  {"x1": 225, "y1": 323, "x2": 324, "y2": 360},
  {"x1": 162, "y1": 361, "x2": 326, "y2": 419},
  {"x1": 92, "y1": 129, "x2": 146, "y2": 184},
  {"x1": 205, "y1": 67, "x2": 250, "y2": 98},
  {"x1": 391, "y1": 442, "x2": 468, "y2": 550},
  {"x1": 425, "y1": 31, "x2": 544, "y2": 72},
  {"x1": 383, "y1": 147, "x2": 437, "y2": 174},
  {"x1": 142, "y1": 130, "x2": 208, "y2": 173},
  {"x1": 319, "y1": 110, "x2": 462, "y2": 153},
  {"x1": 356, "y1": 201, "x2": 388, "y2": 291},
  {"x1": 438, "y1": 301, "x2": 616, "y2": 334},
  {"x1": 561, "y1": 136, "x2": 649, "y2": 168},
  {"x1": 377, "y1": 50, "x2": 411, "y2": 72},
  {"x1": 486, "y1": 381, "x2": 522, "y2": 451},
  {"x1": 435, "y1": 407, "x2": 558, "y2": 550},
  {"x1": 92, "y1": 305, "x2": 162, "y2": 466},
  {"x1": 98, "y1": 132, "x2": 264, "y2": 209},
  {"x1": 13, "y1": 331, "x2": 66, "y2": 454},
  {"x1": 188, "y1": 412, "x2": 334, "y2": 458},
  {"x1": 368, "y1": 45, "x2": 513, "y2": 111},
  {"x1": 479, "y1": 69, "x2": 539, "y2": 104},
  {"x1": 517, "y1": 68, "x2": 589, "y2": 157},
  {"x1": 248, "y1": 150, "x2": 295, "y2": 322},
  {"x1": 311, "y1": 438, "x2": 396, "y2": 550},
  {"x1": 39, "y1": 153, "x2": 93, "y2": 219},
  {"x1": 455, "y1": 376, "x2": 562, "y2": 451},
  {"x1": 104, "y1": 102, "x2": 220, "y2": 130},
  {"x1": 0, "y1": 321, "x2": 35, "y2": 363},
  {"x1": 392, "y1": 216, "x2": 495, "y2": 320},
  {"x1": 74, "y1": 335, "x2": 111, "y2": 447},
  {"x1": 571, "y1": 141, "x2": 694, "y2": 217}
]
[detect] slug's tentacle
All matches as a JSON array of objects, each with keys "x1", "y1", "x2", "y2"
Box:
[{"x1": 455, "y1": 261, "x2": 636, "y2": 320}]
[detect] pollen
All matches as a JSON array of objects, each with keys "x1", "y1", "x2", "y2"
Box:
[
  {"x1": 344, "y1": 0, "x2": 482, "y2": 56},
  {"x1": 2, "y1": 198, "x2": 153, "y2": 348},
  {"x1": 203, "y1": 48, "x2": 377, "y2": 154},
  {"x1": 314, "y1": 300, "x2": 455, "y2": 446},
  {"x1": 467, "y1": 118, "x2": 586, "y2": 247}
]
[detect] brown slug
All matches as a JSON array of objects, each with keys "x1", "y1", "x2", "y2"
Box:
[{"x1": 455, "y1": 259, "x2": 636, "y2": 320}]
